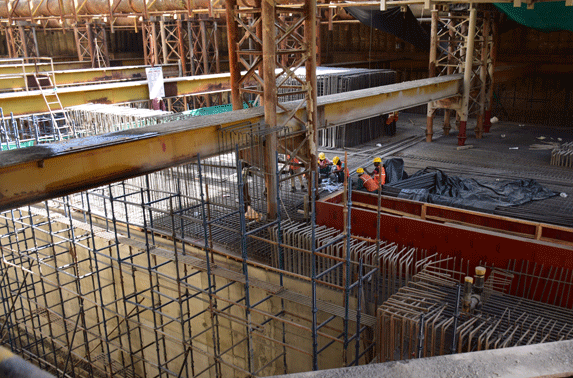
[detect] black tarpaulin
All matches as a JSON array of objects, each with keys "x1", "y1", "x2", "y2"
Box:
[
  {"x1": 383, "y1": 158, "x2": 409, "y2": 184},
  {"x1": 344, "y1": 6, "x2": 431, "y2": 52},
  {"x1": 391, "y1": 168, "x2": 557, "y2": 212}
]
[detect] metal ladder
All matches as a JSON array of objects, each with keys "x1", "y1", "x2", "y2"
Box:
[{"x1": 32, "y1": 60, "x2": 75, "y2": 140}]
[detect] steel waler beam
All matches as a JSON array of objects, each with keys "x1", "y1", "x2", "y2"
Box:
[{"x1": 0, "y1": 74, "x2": 462, "y2": 211}]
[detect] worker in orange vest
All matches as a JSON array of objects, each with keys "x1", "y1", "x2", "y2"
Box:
[
  {"x1": 367, "y1": 157, "x2": 386, "y2": 186},
  {"x1": 318, "y1": 152, "x2": 332, "y2": 175},
  {"x1": 287, "y1": 154, "x2": 305, "y2": 192},
  {"x1": 356, "y1": 168, "x2": 378, "y2": 192},
  {"x1": 331, "y1": 156, "x2": 349, "y2": 183}
]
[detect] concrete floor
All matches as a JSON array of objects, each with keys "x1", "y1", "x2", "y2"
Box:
[
  {"x1": 318, "y1": 112, "x2": 573, "y2": 227},
  {"x1": 271, "y1": 339, "x2": 573, "y2": 378}
]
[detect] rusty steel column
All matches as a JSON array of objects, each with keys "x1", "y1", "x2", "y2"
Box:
[
  {"x1": 306, "y1": 0, "x2": 318, "y2": 193},
  {"x1": 458, "y1": 7, "x2": 476, "y2": 147},
  {"x1": 443, "y1": 15, "x2": 455, "y2": 136},
  {"x1": 177, "y1": 19, "x2": 187, "y2": 75},
  {"x1": 476, "y1": 12, "x2": 490, "y2": 139},
  {"x1": 18, "y1": 25, "x2": 29, "y2": 59},
  {"x1": 225, "y1": 0, "x2": 242, "y2": 110},
  {"x1": 484, "y1": 15, "x2": 498, "y2": 133},
  {"x1": 160, "y1": 17, "x2": 169, "y2": 64},
  {"x1": 262, "y1": 0, "x2": 278, "y2": 219},
  {"x1": 426, "y1": 7, "x2": 438, "y2": 142}
]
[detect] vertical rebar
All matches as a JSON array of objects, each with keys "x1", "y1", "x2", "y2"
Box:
[
  {"x1": 197, "y1": 153, "x2": 222, "y2": 377},
  {"x1": 236, "y1": 144, "x2": 255, "y2": 374},
  {"x1": 451, "y1": 284, "x2": 462, "y2": 354},
  {"x1": 310, "y1": 170, "x2": 318, "y2": 370}
]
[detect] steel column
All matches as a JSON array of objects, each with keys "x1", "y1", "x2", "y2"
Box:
[
  {"x1": 475, "y1": 12, "x2": 490, "y2": 139},
  {"x1": 443, "y1": 16, "x2": 456, "y2": 136},
  {"x1": 426, "y1": 7, "x2": 438, "y2": 143},
  {"x1": 226, "y1": 0, "x2": 242, "y2": 110},
  {"x1": 262, "y1": 0, "x2": 278, "y2": 219},
  {"x1": 484, "y1": 16, "x2": 498, "y2": 133},
  {"x1": 305, "y1": 0, "x2": 318, "y2": 196},
  {"x1": 458, "y1": 7, "x2": 477, "y2": 146}
]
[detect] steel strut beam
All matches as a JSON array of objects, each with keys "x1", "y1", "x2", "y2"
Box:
[{"x1": 0, "y1": 74, "x2": 462, "y2": 212}]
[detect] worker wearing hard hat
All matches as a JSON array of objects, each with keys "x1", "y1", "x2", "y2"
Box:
[
  {"x1": 331, "y1": 156, "x2": 349, "y2": 183},
  {"x1": 287, "y1": 154, "x2": 305, "y2": 192},
  {"x1": 355, "y1": 168, "x2": 378, "y2": 192},
  {"x1": 367, "y1": 157, "x2": 386, "y2": 186},
  {"x1": 318, "y1": 152, "x2": 333, "y2": 177}
]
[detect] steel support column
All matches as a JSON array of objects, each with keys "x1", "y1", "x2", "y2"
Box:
[
  {"x1": 262, "y1": 0, "x2": 278, "y2": 219},
  {"x1": 6, "y1": 23, "x2": 38, "y2": 59},
  {"x1": 484, "y1": 16, "x2": 498, "y2": 133},
  {"x1": 426, "y1": 7, "x2": 438, "y2": 142},
  {"x1": 225, "y1": 0, "x2": 242, "y2": 110},
  {"x1": 142, "y1": 21, "x2": 159, "y2": 66},
  {"x1": 91, "y1": 23, "x2": 110, "y2": 68},
  {"x1": 458, "y1": 7, "x2": 477, "y2": 146},
  {"x1": 443, "y1": 16, "x2": 456, "y2": 136},
  {"x1": 305, "y1": 0, "x2": 318, "y2": 193},
  {"x1": 475, "y1": 12, "x2": 490, "y2": 139}
]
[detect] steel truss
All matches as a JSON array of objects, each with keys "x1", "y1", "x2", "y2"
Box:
[
  {"x1": 426, "y1": 7, "x2": 495, "y2": 145},
  {"x1": 188, "y1": 18, "x2": 220, "y2": 76},
  {"x1": 73, "y1": 23, "x2": 110, "y2": 68},
  {"x1": 141, "y1": 17, "x2": 220, "y2": 79},
  {"x1": 5, "y1": 22, "x2": 39, "y2": 59},
  {"x1": 227, "y1": 0, "x2": 318, "y2": 220}
]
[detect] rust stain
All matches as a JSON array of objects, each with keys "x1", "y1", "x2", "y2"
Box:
[{"x1": 90, "y1": 97, "x2": 112, "y2": 104}]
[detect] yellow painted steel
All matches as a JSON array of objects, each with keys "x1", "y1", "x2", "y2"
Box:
[
  {"x1": 0, "y1": 75, "x2": 462, "y2": 211},
  {"x1": 0, "y1": 64, "x2": 180, "y2": 91},
  {"x1": 0, "y1": 72, "x2": 234, "y2": 115}
]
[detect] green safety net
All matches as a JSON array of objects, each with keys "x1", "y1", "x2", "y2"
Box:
[{"x1": 495, "y1": 1, "x2": 573, "y2": 32}]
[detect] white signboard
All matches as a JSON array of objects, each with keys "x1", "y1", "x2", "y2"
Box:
[{"x1": 146, "y1": 67, "x2": 165, "y2": 99}]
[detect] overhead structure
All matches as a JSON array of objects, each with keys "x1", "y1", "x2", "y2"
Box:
[
  {"x1": 225, "y1": 0, "x2": 318, "y2": 219},
  {"x1": 0, "y1": 74, "x2": 463, "y2": 212},
  {"x1": 425, "y1": 5, "x2": 495, "y2": 146}
]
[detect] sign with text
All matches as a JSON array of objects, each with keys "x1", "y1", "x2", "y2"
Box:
[{"x1": 146, "y1": 67, "x2": 165, "y2": 99}]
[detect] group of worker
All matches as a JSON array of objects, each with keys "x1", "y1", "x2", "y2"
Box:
[
  {"x1": 355, "y1": 157, "x2": 386, "y2": 192},
  {"x1": 287, "y1": 153, "x2": 387, "y2": 193},
  {"x1": 317, "y1": 153, "x2": 386, "y2": 192}
]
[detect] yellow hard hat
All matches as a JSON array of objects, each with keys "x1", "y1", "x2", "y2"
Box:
[
  {"x1": 333, "y1": 156, "x2": 340, "y2": 165},
  {"x1": 356, "y1": 167, "x2": 364, "y2": 174},
  {"x1": 373, "y1": 157, "x2": 382, "y2": 163},
  {"x1": 319, "y1": 152, "x2": 326, "y2": 160}
]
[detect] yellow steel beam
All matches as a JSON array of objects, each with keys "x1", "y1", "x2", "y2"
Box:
[
  {"x1": 0, "y1": 64, "x2": 180, "y2": 92},
  {"x1": 0, "y1": 72, "x2": 235, "y2": 115},
  {"x1": 0, "y1": 74, "x2": 462, "y2": 211}
]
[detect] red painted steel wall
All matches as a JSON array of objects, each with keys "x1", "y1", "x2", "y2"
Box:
[{"x1": 316, "y1": 194, "x2": 573, "y2": 276}]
